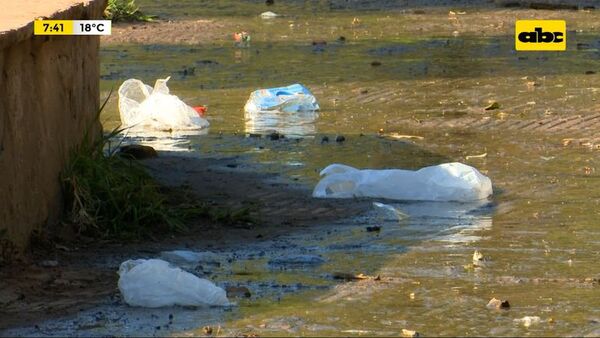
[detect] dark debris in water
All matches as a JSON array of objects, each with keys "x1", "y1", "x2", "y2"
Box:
[
  {"x1": 366, "y1": 225, "x2": 381, "y2": 232},
  {"x1": 486, "y1": 297, "x2": 510, "y2": 309},
  {"x1": 268, "y1": 254, "x2": 325, "y2": 268},
  {"x1": 332, "y1": 272, "x2": 380, "y2": 281},
  {"x1": 226, "y1": 286, "x2": 252, "y2": 298},
  {"x1": 268, "y1": 132, "x2": 284, "y2": 141},
  {"x1": 196, "y1": 59, "x2": 220, "y2": 66}
]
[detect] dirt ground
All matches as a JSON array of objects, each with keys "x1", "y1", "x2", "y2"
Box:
[
  {"x1": 0, "y1": 155, "x2": 370, "y2": 330},
  {"x1": 101, "y1": 8, "x2": 599, "y2": 45}
]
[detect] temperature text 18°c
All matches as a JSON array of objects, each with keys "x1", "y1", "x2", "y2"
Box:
[{"x1": 73, "y1": 20, "x2": 112, "y2": 35}]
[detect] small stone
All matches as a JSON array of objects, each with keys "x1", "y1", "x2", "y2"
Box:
[
  {"x1": 335, "y1": 135, "x2": 346, "y2": 143},
  {"x1": 585, "y1": 70, "x2": 596, "y2": 75},
  {"x1": 401, "y1": 328, "x2": 420, "y2": 337},
  {"x1": 265, "y1": 0, "x2": 274, "y2": 5},
  {"x1": 337, "y1": 36, "x2": 346, "y2": 42},
  {"x1": 366, "y1": 226, "x2": 381, "y2": 232},
  {"x1": 119, "y1": 144, "x2": 158, "y2": 160},
  {"x1": 370, "y1": 61, "x2": 382, "y2": 67},
  {"x1": 53, "y1": 278, "x2": 70, "y2": 286},
  {"x1": 321, "y1": 136, "x2": 329, "y2": 144},
  {"x1": 487, "y1": 297, "x2": 510, "y2": 309},
  {"x1": 203, "y1": 326, "x2": 213, "y2": 335},
  {"x1": 40, "y1": 260, "x2": 59, "y2": 267},
  {"x1": 484, "y1": 102, "x2": 500, "y2": 110},
  {"x1": 226, "y1": 286, "x2": 252, "y2": 298},
  {"x1": 269, "y1": 132, "x2": 283, "y2": 140}
]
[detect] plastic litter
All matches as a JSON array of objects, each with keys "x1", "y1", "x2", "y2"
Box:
[
  {"x1": 244, "y1": 83, "x2": 319, "y2": 114},
  {"x1": 193, "y1": 105, "x2": 207, "y2": 116},
  {"x1": 233, "y1": 31, "x2": 251, "y2": 47},
  {"x1": 260, "y1": 11, "x2": 279, "y2": 19},
  {"x1": 118, "y1": 77, "x2": 209, "y2": 132},
  {"x1": 117, "y1": 259, "x2": 229, "y2": 308},
  {"x1": 514, "y1": 316, "x2": 542, "y2": 327},
  {"x1": 313, "y1": 162, "x2": 492, "y2": 202}
]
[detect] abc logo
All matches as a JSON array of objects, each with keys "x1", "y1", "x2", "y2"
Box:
[
  {"x1": 518, "y1": 28, "x2": 564, "y2": 43},
  {"x1": 515, "y1": 20, "x2": 566, "y2": 51}
]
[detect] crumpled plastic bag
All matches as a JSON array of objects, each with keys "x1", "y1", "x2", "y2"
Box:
[
  {"x1": 117, "y1": 259, "x2": 229, "y2": 308},
  {"x1": 118, "y1": 77, "x2": 209, "y2": 132},
  {"x1": 312, "y1": 162, "x2": 492, "y2": 202},
  {"x1": 244, "y1": 83, "x2": 319, "y2": 114}
]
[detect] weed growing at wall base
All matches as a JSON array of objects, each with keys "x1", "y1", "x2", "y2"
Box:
[
  {"x1": 61, "y1": 96, "x2": 184, "y2": 238},
  {"x1": 104, "y1": 0, "x2": 155, "y2": 22}
]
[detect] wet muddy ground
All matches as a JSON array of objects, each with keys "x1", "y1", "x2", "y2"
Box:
[{"x1": 3, "y1": 1, "x2": 600, "y2": 337}]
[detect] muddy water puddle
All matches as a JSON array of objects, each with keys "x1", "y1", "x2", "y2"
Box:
[{"x1": 6, "y1": 4, "x2": 600, "y2": 337}]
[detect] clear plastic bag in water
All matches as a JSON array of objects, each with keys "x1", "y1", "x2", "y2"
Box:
[
  {"x1": 313, "y1": 162, "x2": 492, "y2": 202},
  {"x1": 118, "y1": 77, "x2": 209, "y2": 132}
]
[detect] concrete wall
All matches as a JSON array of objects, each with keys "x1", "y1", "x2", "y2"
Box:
[{"x1": 0, "y1": 0, "x2": 106, "y2": 249}]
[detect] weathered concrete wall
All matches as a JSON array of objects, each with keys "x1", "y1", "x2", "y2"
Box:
[{"x1": 0, "y1": 0, "x2": 106, "y2": 249}]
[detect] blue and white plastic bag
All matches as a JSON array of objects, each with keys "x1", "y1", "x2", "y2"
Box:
[{"x1": 244, "y1": 84, "x2": 319, "y2": 114}]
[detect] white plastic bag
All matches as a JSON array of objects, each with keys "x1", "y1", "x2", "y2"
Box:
[
  {"x1": 313, "y1": 162, "x2": 492, "y2": 202},
  {"x1": 118, "y1": 77, "x2": 209, "y2": 132},
  {"x1": 118, "y1": 259, "x2": 229, "y2": 308}
]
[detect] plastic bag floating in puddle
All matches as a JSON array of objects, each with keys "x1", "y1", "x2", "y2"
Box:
[
  {"x1": 244, "y1": 84, "x2": 319, "y2": 114},
  {"x1": 313, "y1": 162, "x2": 492, "y2": 202},
  {"x1": 118, "y1": 77, "x2": 209, "y2": 132},
  {"x1": 118, "y1": 259, "x2": 229, "y2": 308},
  {"x1": 244, "y1": 84, "x2": 319, "y2": 136}
]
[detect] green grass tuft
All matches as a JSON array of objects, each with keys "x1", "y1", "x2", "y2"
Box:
[
  {"x1": 61, "y1": 94, "x2": 184, "y2": 238},
  {"x1": 104, "y1": 0, "x2": 155, "y2": 22}
]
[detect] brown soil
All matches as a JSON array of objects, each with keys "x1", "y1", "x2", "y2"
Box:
[
  {"x1": 0, "y1": 155, "x2": 370, "y2": 330},
  {"x1": 102, "y1": 20, "x2": 232, "y2": 45},
  {"x1": 100, "y1": 9, "x2": 600, "y2": 46}
]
